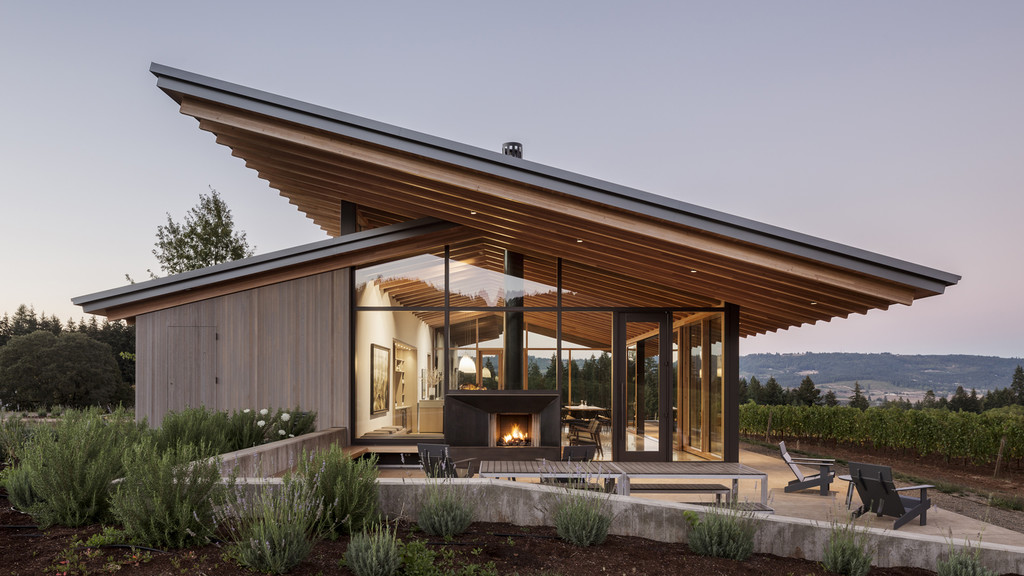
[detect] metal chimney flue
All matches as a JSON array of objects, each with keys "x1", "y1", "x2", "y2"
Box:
[{"x1": 502, "y1": 142, "x2": 523, "y2": 158}]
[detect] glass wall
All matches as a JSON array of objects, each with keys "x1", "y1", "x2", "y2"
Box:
[
  {"x1": 677, "y1": 314, "x2": 724, "y2": 459},
  {"x1": 353, "y1": 241, "x2": 729, "y2": 458}
]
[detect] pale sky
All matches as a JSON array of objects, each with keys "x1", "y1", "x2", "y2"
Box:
[{"x1": 2, "y1": 2, "x2": 1022, "y2": 358}]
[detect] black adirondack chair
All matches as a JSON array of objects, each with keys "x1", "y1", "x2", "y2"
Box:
[
  {"x1": 848, "y1": 461, "x2": 933, "y2": 530},
  {"x1": 780, "y1": 440, "x2": 835, "y2": 495}
]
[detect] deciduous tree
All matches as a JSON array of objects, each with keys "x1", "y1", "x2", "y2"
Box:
[
  {"x1": 0, "y1": 331, "x2": 131, "y2": 409},
  {"x1": 150, "y1": 189, "x2": 255, "y2": 276}
]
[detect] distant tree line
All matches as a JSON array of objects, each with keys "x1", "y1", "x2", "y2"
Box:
[
  {"x1": 0, "y1": 305, "x2": 135, "y2": 411},
  {"x1": 738, "y1": 368, "x2": 1024, "y2": 414}
]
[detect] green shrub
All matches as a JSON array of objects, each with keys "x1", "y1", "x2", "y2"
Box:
[
  {"x1": 937, "y1": 543, "x2": 998, "y2": 576},
  {"x1": 16, "y1": 407, "x2": 144, "y2": 527},
  {"x1": 110, "y1": 437, "x2": 226, "y2": 549},
  {"x1": 294, "y1": 446, "x2": 379, "y2": 537},
  {"x1": 224, "y1": 407, "x2": 317, "y2": 451},
  {"x1": 822, "y1": 518, "x2": 873, "y2": 576},
  {"x1": 0, "y1": 415, "x2": 31, "y2": 464},
  {"x1": 5, "y1": 465, "x2": 40, "y2": 512},
  {"x1": 551, "y1": 487, "x2": 612, "y2": 547},
  {"x1": 269, "y1": 407, "x2": 316, "y2": 440},
  {"x1": 218, "y1": 476, "x2": 325, "y2": 574},
  {"x1": 399, "y1": 539, "x2": 439, "y2": 576},
  {"x1": 156, "y1": 406, "x2": 230, "y2": 456},
  {"x1": 417, "y1": 478, "x2": 475, "y2": 539},
  {"x1": 344, "y1": 521, "x2": 402, "y2": 576},
  {"x1": 225, "y1": 408, "x2": 268, "y2": 451},
  {"x1": 686, "y1": 504, "x2": 760, "y2": 561}
]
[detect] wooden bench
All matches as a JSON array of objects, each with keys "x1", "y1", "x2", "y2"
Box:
[{"x1": 628, "y1": 482, "x2": 731, "y2": 503}]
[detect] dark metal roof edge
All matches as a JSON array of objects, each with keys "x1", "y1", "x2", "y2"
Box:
[
  {"x1": 73, "y1": 218, "x2": 456, "y2": 313},
  {"x1": 148, "y1": 63, "x2": 960, "y2": 293}
]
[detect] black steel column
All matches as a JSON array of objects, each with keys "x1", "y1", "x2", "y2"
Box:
[
  {"x1": 635, "y1": 339, "x2": 645, "y2": 435},
  {"x1": 723, "y1": 303, "x2": 740, "y2": 462},
  {"x1": 340, "y1": 201, "x2": 358, "y2": 235},
  {"x1": 504, "y1": 251, "x2": 524, "y2": 389}
]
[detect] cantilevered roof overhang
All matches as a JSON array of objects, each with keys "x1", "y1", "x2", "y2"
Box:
[{"x1": 75, "y1": 63, "x2": 959, "y2": 336}]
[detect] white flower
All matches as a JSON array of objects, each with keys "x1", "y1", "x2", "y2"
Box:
[
  {"x1": 278, "y1": 429, "x2": 286, "y2": 436},
  {"x1": 280, "y1": 412, "x2": 291, "y2": 422},
  {"x1": 257, "y1": 420, "x2": 266, "y2": 427},
  {"x1": 243, "y1": 409, "x2": 251, "y2": 414},
  {"x1": 260, "y1": 408, "x2": 269, "y2": 416},
  {"x1": 288, "y1": 434, "x2": 294, "y2": 438}
]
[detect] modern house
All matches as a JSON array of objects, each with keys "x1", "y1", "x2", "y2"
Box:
[{"x1": 74, "y1": 63, "x2": 960, "y2": 463}]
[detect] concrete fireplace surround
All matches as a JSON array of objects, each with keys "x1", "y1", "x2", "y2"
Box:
[{"x1": 443, "y1": 390, "x2": 561, "y2": 461}]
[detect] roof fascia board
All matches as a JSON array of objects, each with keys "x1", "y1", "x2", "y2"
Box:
[
  {"x1": 72, "y1": 218, "x2": 457, "y2": 313},
  {"x1": 150, "y1": 63, "x2": 960, "y2": 293}
]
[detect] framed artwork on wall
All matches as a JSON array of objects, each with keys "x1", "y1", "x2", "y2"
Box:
[{"x1": 370, "y1": 344, "x2": 390, "y2": 416}]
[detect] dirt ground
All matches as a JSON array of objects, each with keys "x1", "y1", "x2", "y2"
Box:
[{"x1": 0, "y1": 497, "x2": 938, "y2": 576}]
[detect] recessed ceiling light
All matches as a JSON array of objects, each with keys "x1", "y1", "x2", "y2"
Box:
[
  {"x1": 690, "y1": 269, "x2": 698, "y2": 274},
  {"x1": 470, "y1": 210, "x2": 477, "y2": 215},
  {"x1": 810, "y1": 301, "x2": 818, "y2": 306},
  {"x1": 576, "y1": 239, "x2": 584, "y2": 243}
]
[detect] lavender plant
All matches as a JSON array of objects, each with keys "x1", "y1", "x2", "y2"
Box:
[
  {"x1": 294, "y1": 445, "x2": 379, "y2": 537},
  {"x1": 110, "y1": 437, "x2": 226, "y2": 549},
  {"x1": 217, "y1": 475, "x2": 326, "y2": 573}
]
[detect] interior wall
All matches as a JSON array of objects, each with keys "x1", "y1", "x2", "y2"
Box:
[
  {"x1": 354, "y1": 281, "x2": 433, "y2": 435},
  {"x1": 134, "y1": 270, "x2": 349, "y2": 431}
]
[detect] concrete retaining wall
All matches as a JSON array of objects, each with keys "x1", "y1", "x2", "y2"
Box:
[
  {"x1": 221, "y1": 444, "x2": 1024, "y2": 574},
  {"x1": 214, "y1": 427, "x2": 349, "y2": 477},
  {"x1": 374, "y1": 478, "x2": 1024, "y2": 575}
]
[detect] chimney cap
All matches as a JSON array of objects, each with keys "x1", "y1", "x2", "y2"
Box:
[{"x1": 502, "y1": 142, "x2": 523, "y2": 158}]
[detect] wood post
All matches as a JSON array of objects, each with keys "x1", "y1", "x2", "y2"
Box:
[{"x1": 994, "y1": 435, "x2": 1007, "y2": 478}]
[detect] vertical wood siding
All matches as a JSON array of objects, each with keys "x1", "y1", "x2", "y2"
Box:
[{"x1": 135, "y1": 271, "x2": 350, "y2": 431}]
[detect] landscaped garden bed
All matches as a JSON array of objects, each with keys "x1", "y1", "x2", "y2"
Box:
[{"x1": 1, "y1": 409, "x2": 1018, "y2": 575}]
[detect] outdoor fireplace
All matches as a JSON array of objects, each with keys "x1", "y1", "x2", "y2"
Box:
[
  {"x1": 493, "y1": 413, "x2": 537, "y2": 447},
  {"x1": 444, "y1": 390, "x2": 560, "y2": 460}
]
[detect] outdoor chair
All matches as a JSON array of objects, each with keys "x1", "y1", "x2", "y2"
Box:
[
  {"x1": 417, "y1": 443, "x2": 476, "y2": 478},
  {"x1": 568, "y1": 418, "x2": 603, "y2": 456},
  {"x1": 561, "y1": 444, "x2": 597, "y2": 462},
  {"x1": 779, "y1": 440, "x2": 835, "y2": 495},
  {"x1": 848, "y1": 461, "x2": 932, "y2": 530},
  {"x1": 542, "y1": 444, "x2": 605, "y2": 490}
]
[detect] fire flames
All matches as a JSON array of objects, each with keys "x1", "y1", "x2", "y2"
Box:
[{"x1": 500, "y1": 423, "x2": 529, "y2": 446}]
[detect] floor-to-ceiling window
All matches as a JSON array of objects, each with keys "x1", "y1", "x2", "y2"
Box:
[{"x1": 352, "y1": 240, "x2": 731, "y2": 460}]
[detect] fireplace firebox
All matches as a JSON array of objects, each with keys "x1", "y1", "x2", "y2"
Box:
[
  {"x1": 493, "y1": 413, "x2": 536, "y2": 447},
  {"x1": 443, "y1": 391, "x2": 560, "y2": 461}
]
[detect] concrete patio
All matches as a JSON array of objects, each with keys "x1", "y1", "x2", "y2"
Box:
[{"x1": 378, "y1": 445, "x2": 1024, "y2": 549}]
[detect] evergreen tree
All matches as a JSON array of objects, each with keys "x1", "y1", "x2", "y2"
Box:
[
  {"x1": 762, "y1": 376, "x2": 786, "y2": 406},
  {"x1": 794, "y1": 375, "x2": 822, "y2": 406},
  {"x1": 748, "y1": 376, "x2": 764, "y2": 405},
  {"x1": 737, "y1": 377, "x2": 749, "y2": 404},
  {"x1": 849, "y1": 382, "x2": 870, "y2": 410},
  {"x1": 823, "y1": 389, "x2": 838, "y2": 407},
  {"x1": 982, "y1": 387, "x2": 1015, "y2": 410},
  {"x1": 917, "y1": 389, "x2": 938, "y2": 410},
  {"x1": 527, "y1": 359, "x2": 544, "y2": 389},
  {"x1": 1012, "y1": 365, "x2": 1024, "y2": 405},
  {"x1": 948, "y1": 385, "x2": 981, "y2": 413}
]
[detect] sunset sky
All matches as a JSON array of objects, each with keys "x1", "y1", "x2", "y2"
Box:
[{"x1": 2, "y1": 2, "x2": 1022, "y2": 358}]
